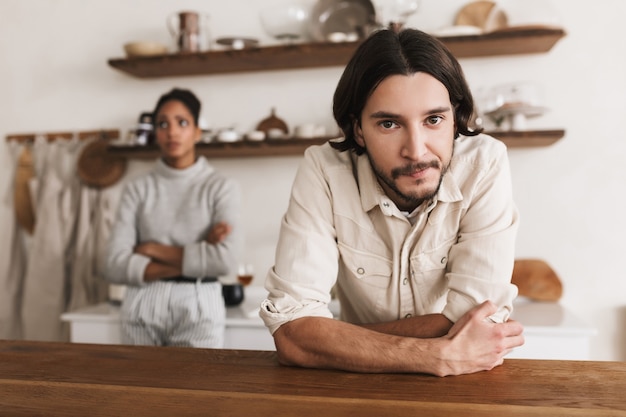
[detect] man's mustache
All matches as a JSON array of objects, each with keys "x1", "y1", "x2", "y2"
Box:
[{"x1": 391, "y1": 160, "x2": 441, "y2": 179}]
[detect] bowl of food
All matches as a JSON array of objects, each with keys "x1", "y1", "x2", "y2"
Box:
[{"x1": 123, "y1": 41, "x2": 169, "y2": 57}]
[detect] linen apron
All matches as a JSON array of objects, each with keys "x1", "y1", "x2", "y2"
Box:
[
  {"x1": 21, "y1": 139, "x2": 80, "y2": 341},
  {"x1": 0, "y1": 141, "x2": 29, "y2": 339}
]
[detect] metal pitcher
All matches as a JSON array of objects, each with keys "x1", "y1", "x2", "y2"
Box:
[{"x1": 167, "y1": 11, "x2": 210, "y2": 53}]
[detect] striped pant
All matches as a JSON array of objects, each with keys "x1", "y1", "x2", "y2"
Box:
[{"x1": 120, "y1": 280, "x2": 225, "y2": 348}]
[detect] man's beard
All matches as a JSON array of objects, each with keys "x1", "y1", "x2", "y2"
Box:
[{"x1": 368, "y1": 150, "x2": 452, "y2": 210}]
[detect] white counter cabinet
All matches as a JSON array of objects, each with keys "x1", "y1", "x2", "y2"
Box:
[
  {"x1": 61, "y1": 291, "x2": 595, "y2": 360},
  {"x1": 508, "y1": 299, "x2": 597, "y2": 360}
]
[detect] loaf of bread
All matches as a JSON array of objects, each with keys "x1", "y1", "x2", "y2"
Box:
[{"x1": 511, "y1": 259, "x2": 563, "y2": 301}]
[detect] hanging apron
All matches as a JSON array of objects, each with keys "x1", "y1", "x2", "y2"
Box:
[
  {"x1": 67, "y1": 139, "x2": 111, "y2": 311},
  {"x1": 0, "y1": 141, "x2": 29, "y2": 339},
  {"x1": 21, "y1": 139, "x2": 80, "y2": 341}
]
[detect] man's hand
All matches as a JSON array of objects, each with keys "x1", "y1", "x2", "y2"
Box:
[
  {"x1": 437, "y1": 301, "x2": 525, "y2": 376},
  {"x1": 205, "y1": 222, "x2": 232, "y2": 244}
]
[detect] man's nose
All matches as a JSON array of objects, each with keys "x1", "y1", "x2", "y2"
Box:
[{"x1": 401, "y1": 126, "x2": 428, "y2": 159}]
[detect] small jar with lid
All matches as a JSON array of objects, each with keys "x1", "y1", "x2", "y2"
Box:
[{"x1": 134, "y1": 112, "x2": 154, "y2": 145}]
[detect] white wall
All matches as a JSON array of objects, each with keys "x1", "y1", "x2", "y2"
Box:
[{"x1": 1, "y1": 0, "x2": 625, "y2": 361}]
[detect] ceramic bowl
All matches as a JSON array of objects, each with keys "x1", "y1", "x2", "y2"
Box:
[
  {"x1": 222, "y1": 283, "x2": 244, "y2": 306},
  {"x1": 124, "y1": 41, "x2": 168, "y2": 57}
]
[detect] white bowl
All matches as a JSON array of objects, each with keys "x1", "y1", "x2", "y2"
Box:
[
  {"x1": 246, "y1": 130, "x2": 266, "y2": 142},
  {"x1": 217, "y1": 129, "x2": 242, "y2": 143},
  {"x1": 123, "y1": 41, "x2": 168, "y2": 57},
  {"x1": 259, "y1": 4, "x2": 310, "y2": 42}
]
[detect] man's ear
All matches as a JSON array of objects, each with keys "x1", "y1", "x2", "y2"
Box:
[{"x1": 353, "y1": 119, "x2": 365, "y2": 148}]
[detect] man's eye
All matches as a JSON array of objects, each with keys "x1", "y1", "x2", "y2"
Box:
[
  {"x1": 380, "y1": 120, "x2": 397, "y2": 129},
  {"x1": 426, "y1": 116, "x2": 443, "y2": 125},
  {"x1": 179, "y1": 119, "x2": 189, "y2": 127}
]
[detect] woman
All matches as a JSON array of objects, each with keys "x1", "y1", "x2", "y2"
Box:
[{"x1": 104, "y1": 88, "x2": 241, "y2": 347}]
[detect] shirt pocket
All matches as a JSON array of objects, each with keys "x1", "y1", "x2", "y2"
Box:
[
  {"x1": 410, "y1": 241, "x2": 454, "y2": 308},
  {"x1": 338, "y1": 242, "x2": 392, "y2": 289}
]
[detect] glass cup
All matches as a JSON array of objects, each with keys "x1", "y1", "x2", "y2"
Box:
[{"x1": 237, "y1": 264, "x2": 254, "y2": 286}]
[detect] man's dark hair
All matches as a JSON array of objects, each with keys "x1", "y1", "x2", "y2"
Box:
[{"x1": 332, "y1": 28, "x2": 481, "y2": 154}]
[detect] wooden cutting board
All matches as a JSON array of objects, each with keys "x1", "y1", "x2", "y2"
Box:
[
  {"x1": 511, "y1": 259, "x2": 563, "y2": 301},
  {"x1": 455, "y1": 0, "x2": 508, "y2": 32},
  {"x1": 77, "y1": 139, "x2": 127, "y2": 188}
]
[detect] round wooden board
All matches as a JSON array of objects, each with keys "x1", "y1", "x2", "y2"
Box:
[
  {"x1": 77, "y1": 139, "x2": 127, "y2": 188},
  {"x1": 455, "y1": 0, "x2": 508, "y2": 32}
]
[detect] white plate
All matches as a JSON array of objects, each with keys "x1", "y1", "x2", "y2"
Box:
[
  {"x1": 431, "y1": 25, "x2": 483, "y2": 37},
  {"x1": 309, "y1": 0, "x2": 377, "y2": 42},
  {"x1": 215, "y1": 37, "x2": 259, "y2": 50}
]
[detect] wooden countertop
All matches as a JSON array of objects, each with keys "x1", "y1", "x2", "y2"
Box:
[{"x1": 1, "y1": 340, "x2": 624, "y2": 416}]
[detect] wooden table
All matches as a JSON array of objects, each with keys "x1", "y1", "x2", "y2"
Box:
[{"x1": 1, "y1": 340, "x2": 624, "y2": 416}]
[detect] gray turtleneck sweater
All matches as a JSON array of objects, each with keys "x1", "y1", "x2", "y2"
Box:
[{"x1": 104, "y1": 156, "x2": 241, "y2": 287}]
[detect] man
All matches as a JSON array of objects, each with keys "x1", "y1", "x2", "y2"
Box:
[{"x1": 259, "y1": 28, "x2": 524, "y2": 377}]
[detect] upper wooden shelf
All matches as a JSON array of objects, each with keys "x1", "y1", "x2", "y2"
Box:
[
  {"x1": 108, "y1": 26, "x2": 566, "y2": 78},
  {"x1": 107, "y1": 129, "x2": 565, "y2": 159}
]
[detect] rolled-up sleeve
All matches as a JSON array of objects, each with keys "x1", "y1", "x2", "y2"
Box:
[
  {"x1": 103, "y1": 183, "x2": 149, "y2": 287},
  {"x1": 259, "y1": 147, "x2": 338, "y2": 334},
  {"x1": 442, "y1": 141, "x2": 519, "y2": 323}
]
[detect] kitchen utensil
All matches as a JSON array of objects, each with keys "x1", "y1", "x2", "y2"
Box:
[
  {"x1": 256, "y1": 108, "x2": 289, "y2": 138},
  {"x1": 216, "y1": 128, "x2": 242, "y2": 143},
  {"x1": 222, "y1": 283, "x2": 245, "y2": 306},
  {"x1": 294, "y1": 123, "x2": 318, "y2": 139},
  {"x1": 309, "y1": 0, "x2": 377, "y2": 42},
  {"x1": 14, "y1": 146, "x2": 36, "y2": 234},
  {"x1": 237, "y1": 264, "x2": 254, "y2": 287},
  {"x1": 375, "y1": 0, "x2": 420, "y2": 31},
  {"x1": 132, "y1": 112, "x2": 154, "y2": 146},
  {"x1": 168, "y1": 11, "x2": 210, "y2": 52},
  {"x1": 455, "y1": 1, "x2": 508, "y2": 33},
  {"x1": 123, "y1": 41, "x2": 168, "y2": 57},
  {"x1": 482, "y1": 82, "x2": 547, "y2": 130},
  {"x1": 245, "y1": 130, "x2": 266, "y2": 142},
  {"x1": 512, "y1": 259, "x2": 563, "y2": 301},
  {"x1": 259, "y1": 4, "x2": 310, "y2": 43},
  {"x1": 215, "y1": 37, "x2": 259, "y2": 50},
  {"x1": 77, "y1": 139, "x2": 127, "y2": 188},
  {"x1": 431, "y1": 25, "x2": 483, "y2": 37}
]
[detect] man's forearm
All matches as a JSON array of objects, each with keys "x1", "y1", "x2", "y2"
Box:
[
  {"x1": 272, "y1": 302, "x2": 525, "y2": 377},
  {"x1": 360, "y1": 313, "x2": 453, "y2": 338},
  {"x1": 274, "y1": 317, "x2": 441, "y2": 375}
]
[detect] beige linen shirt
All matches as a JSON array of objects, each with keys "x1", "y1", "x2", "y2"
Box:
[{"x1": 260, "y1": 134, "x2": 519, "y2": 335}]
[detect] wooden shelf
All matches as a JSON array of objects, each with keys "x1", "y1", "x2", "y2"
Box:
[
  {"x1": 495, "y1": 129, "x2": 565, "y2": 148},
  {"x1": 107, "y1": 130, "x2": 564, "y2": 160},
  {"x1": 108, "y1": 26, "x2": 566, "y2": 78}
]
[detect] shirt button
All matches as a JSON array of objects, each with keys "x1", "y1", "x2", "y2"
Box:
[
  {"x1": 404, "y1": 313, "x2": 412, "y2": 319},
  {"x1": 357, "y1": 267, "x2": 365, "y2": 275},
  {"x1": 402, "y1": 277, "x2": 408, "y2": 285},
  {"x1": 440, "y1": 256, "x2": 447, "y2": 264},
  {"x1": 382, "y1": 202, "x2": 390, "y2": 208}
]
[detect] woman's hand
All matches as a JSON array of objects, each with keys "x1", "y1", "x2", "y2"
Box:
[
  {"x1": 134, "y1": 242, "x2": 183, "y2": 269},
  {"x1": 205, "y1": 222, "x2": 232, "y2": 244}
]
